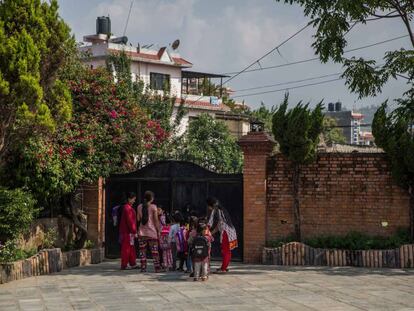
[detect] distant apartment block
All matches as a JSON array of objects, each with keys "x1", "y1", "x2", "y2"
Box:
[{"x1": 324, "y1": 102, "x2": 373, "y2": 145}]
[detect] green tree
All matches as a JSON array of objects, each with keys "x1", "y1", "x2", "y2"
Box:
[
  {"x1": 0, "y1": 188, "x2": 37, "y2": 242},
  {"x1": 250, "y1": 102, "x2": 277, "y2": 133},
  {"x1": 181, "y1": 114, "x2": 243, "y2": 173},
  {"x1": 276, "y1": 0, "x2": 414, "y2": 239},
  {"x1": 323, "y1": 116, "x2": 347, "y2": 145},
  {"x1": 272, "y1": 95, "x2": 324, "y2": 241},
  {"x1": 0, "y1": 0, "x2": 73, "y2": 164},
  {"x1": 373, "y1": 101, "x2": 414, "y2": 239},
  {"x1": 276, "y1": 1, "x2": 414, "y2": 96}
]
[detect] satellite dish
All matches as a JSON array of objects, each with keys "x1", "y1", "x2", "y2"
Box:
[{"x1": 172, "y1": 39, "x2": 180, "y2": 50}]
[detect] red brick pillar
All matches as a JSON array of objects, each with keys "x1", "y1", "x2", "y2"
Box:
[
  {"x1": 239, "y1": 132, "x2": 275, "y2": 263},
  {"x1": 83, "y1": 177, "x2": 105, "y2": 248}
]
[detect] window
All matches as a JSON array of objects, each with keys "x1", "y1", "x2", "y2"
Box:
[{"x1": 150, "y1": 72, "x2": 170, "y2": 91}]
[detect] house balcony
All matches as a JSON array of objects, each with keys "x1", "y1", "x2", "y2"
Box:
[{"x1": 181, "y1": 70, "x2": 229, "y2": 99}]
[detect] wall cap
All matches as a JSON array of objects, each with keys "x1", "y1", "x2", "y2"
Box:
[{"x1": 238, "y1": 132, "x2": 275, "y2": 154}]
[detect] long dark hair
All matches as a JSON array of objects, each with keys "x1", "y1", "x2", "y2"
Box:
[
  {"x1": 141, "y1": 191, "x2": 154, "y2": 226},
  {"x1": 206, "y1": 196, "x2": 234, "y2": 228}
]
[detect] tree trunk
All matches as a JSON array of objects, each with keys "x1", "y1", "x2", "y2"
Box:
[
  {"x1": 63, "y1": 194, "x2": 88, "y2": 249},
  {"x1": 293, "y1": 163, "x2": 302, "y2": 241}
]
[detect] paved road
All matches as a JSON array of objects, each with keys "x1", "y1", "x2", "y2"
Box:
[{"x1": 1, "y1": 260, "x2": 414, "y2": 311}]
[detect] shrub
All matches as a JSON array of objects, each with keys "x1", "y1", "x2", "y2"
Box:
[
  {"x1": 84, "y1": 240, "x2": 95, "y2": 249},
  {"x1": 267, "y1": 229, "x2": 412, "y2": 250},
  {"x1": 0, "y1": 188, "x2": 38, "y2": 242},
  {"x1": 0, "y1": 240, "x2": 37, "y2": 263},
  {"x1": 42, "y1": 228, "x2": 58, "y2": 249}
]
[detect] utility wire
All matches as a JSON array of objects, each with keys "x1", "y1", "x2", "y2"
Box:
[
  {"x1": 183, "y1": 23, "x2": 312, "y2": 106},
  {"x1": 231, "y1": 77, "x2": 344, "y2": 98},
  {"x1": 221, "y1": 22, "x2": 312, "y2": 85},
  {"x1": 234, "y1": 72, "x2": 342, "y2": 93},
  {"x1": 223, "y1": 35, "x2": 409, "y2": 75},
  {"x1": 123, "y1": 0, "x2": 135, "y2": 36}
]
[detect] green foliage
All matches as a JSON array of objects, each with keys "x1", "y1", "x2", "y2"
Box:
[
  {"x1": 0, "y1": 188, "x2": 38, "y2": 242},
  {"x1": 250, "y1": 102, "x2": 276, "y2": 133},
  {"x1": 84, "y1": 240, "x2": 95, "y2": 249},
  {"x1": 0, "y1": 0, "x2": 74, "y2": 161},
  {"x1": 42, "y1": 228, "x2": 58, "y2": 249},
  {"x1": 272, "y1": 94, "x2": 324, "y2": 164},
  {"x1": 373, "y1": 100, "x2": 414, "y2": 190},
  {"x1": 275, "y1": 1, "x2": 414, "y2": 98},
  {"x1": 181, "y1": 114, "x2": 243, "y2": 173},
  {"x1": 323, "y1": 116, "x2": 347, "y2": 145},
  {"x1": 0, "y1": 240, "x2": 37, "y2": 263},
  {"x1": 106, "y1": 51, "x2": 178, "y2": 165},
  {"x1": 268, "y1": 229, "x2": 412, "y2": 250},
  {"x1": 6, "y1": 59, "x2": 159, "y2": 211}
]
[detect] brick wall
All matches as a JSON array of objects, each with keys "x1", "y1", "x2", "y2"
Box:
[
  {"x1": 239, "y1": 132, "x2": 275, "y2": 263},
  {"x1": 83, "y1": 177, "x2": 105, "y2": 247},
  {"x1": 267, "y1": 153, "x2": 410, "y2": 241}
]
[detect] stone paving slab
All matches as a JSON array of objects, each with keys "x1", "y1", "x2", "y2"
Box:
[{"x1": 0, "y1": 260, "x2": 413, "y2": 311}]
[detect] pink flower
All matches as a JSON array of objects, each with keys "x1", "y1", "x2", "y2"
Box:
[{"x1": 109, "y1": 110, "x2": 118, "y2": 119}]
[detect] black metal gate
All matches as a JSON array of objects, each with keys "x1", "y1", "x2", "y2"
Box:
[{"x1": 105, "y1": 161, "x2": 243, "y2": 260}]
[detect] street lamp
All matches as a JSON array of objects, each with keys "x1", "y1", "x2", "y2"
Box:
[{"x1": 250, "y1": 119, "x2": 265, "y2": 133}]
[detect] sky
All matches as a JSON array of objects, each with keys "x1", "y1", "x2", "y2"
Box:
[{"x1": 58, "y1": 0, "x2": 412, "y2": 110}]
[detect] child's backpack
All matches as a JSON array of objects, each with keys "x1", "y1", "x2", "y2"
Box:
[
  {"x1": 175, "y1": 226, "x2": 187, "y2": 253},
  {"x1": 191, "y1": 236, "x2": 209, "y2": 259}
]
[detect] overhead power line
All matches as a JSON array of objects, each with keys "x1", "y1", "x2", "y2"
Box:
[
  {"x1": 231, "y1": 77, "x2": 344, "y2": 98},
  {"x1": 188, "y1": 22, "x2": 312, "y2": 106},
  {"x1": 223, "y1": 34, "x2": 409, "y2": 76},
  {"x1": 234, "y1": 72, "x2": 342, "y2": 93},
  {"x1": 222, "y1": 23, "x2": 312, "y2": 85}
]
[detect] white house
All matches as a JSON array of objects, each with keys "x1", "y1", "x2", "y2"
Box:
[{"x1": 79, "y1": 17, "x2": 249, "y2": 137}]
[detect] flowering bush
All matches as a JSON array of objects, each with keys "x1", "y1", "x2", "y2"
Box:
[{"x1": 7, "y1": 66, "x2": 168, "y2": 211}]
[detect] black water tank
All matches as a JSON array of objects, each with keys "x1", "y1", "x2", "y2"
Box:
[
  {"x1": 335, "y1": 101, "x2": 342, "y2": 111},
  {"x1": 328, "y1": 103, "x2": 335, "y2": 112},
  {"x1": 96, "y1": 16, "x2": 111, "y2": 35}
]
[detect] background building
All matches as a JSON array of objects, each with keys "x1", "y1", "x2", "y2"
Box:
[
  {"x1": 325, "y1": 102, "x2": 371, "y2": 145},
  {"x1": 79, "y1": 16, "x2": 249, "y2": 138}
]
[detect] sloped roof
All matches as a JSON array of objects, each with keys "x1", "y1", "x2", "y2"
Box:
[
  {"x1": 176, "y1": 98, "x2": 231, "y2": 112},
  {"x1": 108, "y1": 49, "x2": 192, "y2": 67}
]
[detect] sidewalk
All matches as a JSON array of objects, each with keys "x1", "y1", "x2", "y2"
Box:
[{"x1": 1, "y1": 260, "x2": 413, "y2": 310}]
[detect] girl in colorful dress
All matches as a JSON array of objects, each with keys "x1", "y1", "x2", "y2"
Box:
[
  {"x1": 137, "y1": 191, "x2": 161, "y2": 272},
  {"x1": 159, "y1": 215, "x2": 173, "y2": 270},
  {"x1": 207, "y1": 197, "x2": 238, "y2": 273}
]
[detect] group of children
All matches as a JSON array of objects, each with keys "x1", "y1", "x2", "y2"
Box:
[{"x1": 158, "y1": 208, "x2": 212, "y2": 281}]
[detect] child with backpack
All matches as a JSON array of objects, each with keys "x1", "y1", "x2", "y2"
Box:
[
  {"x1": 186, "y1": 216, "x2": 198, "y2": 276},
  {"x1": 190, "y1": 223, "x2": 211, "y2": 281},
  {"x1": 159, "y1": 214, "x2": 173, "y2": 271}
]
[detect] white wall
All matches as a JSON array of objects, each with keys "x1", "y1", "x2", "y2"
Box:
[
  {"x1": 173, "y1": 107, "x2": 216, "y2": 136},
  {"x1": 132, "y1": 62, "x2": 182, "y2": 97}
]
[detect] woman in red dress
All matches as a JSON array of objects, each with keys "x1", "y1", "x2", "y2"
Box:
[{"x1": 119, "y1": 192, "x2": 138, "y2": 270}]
